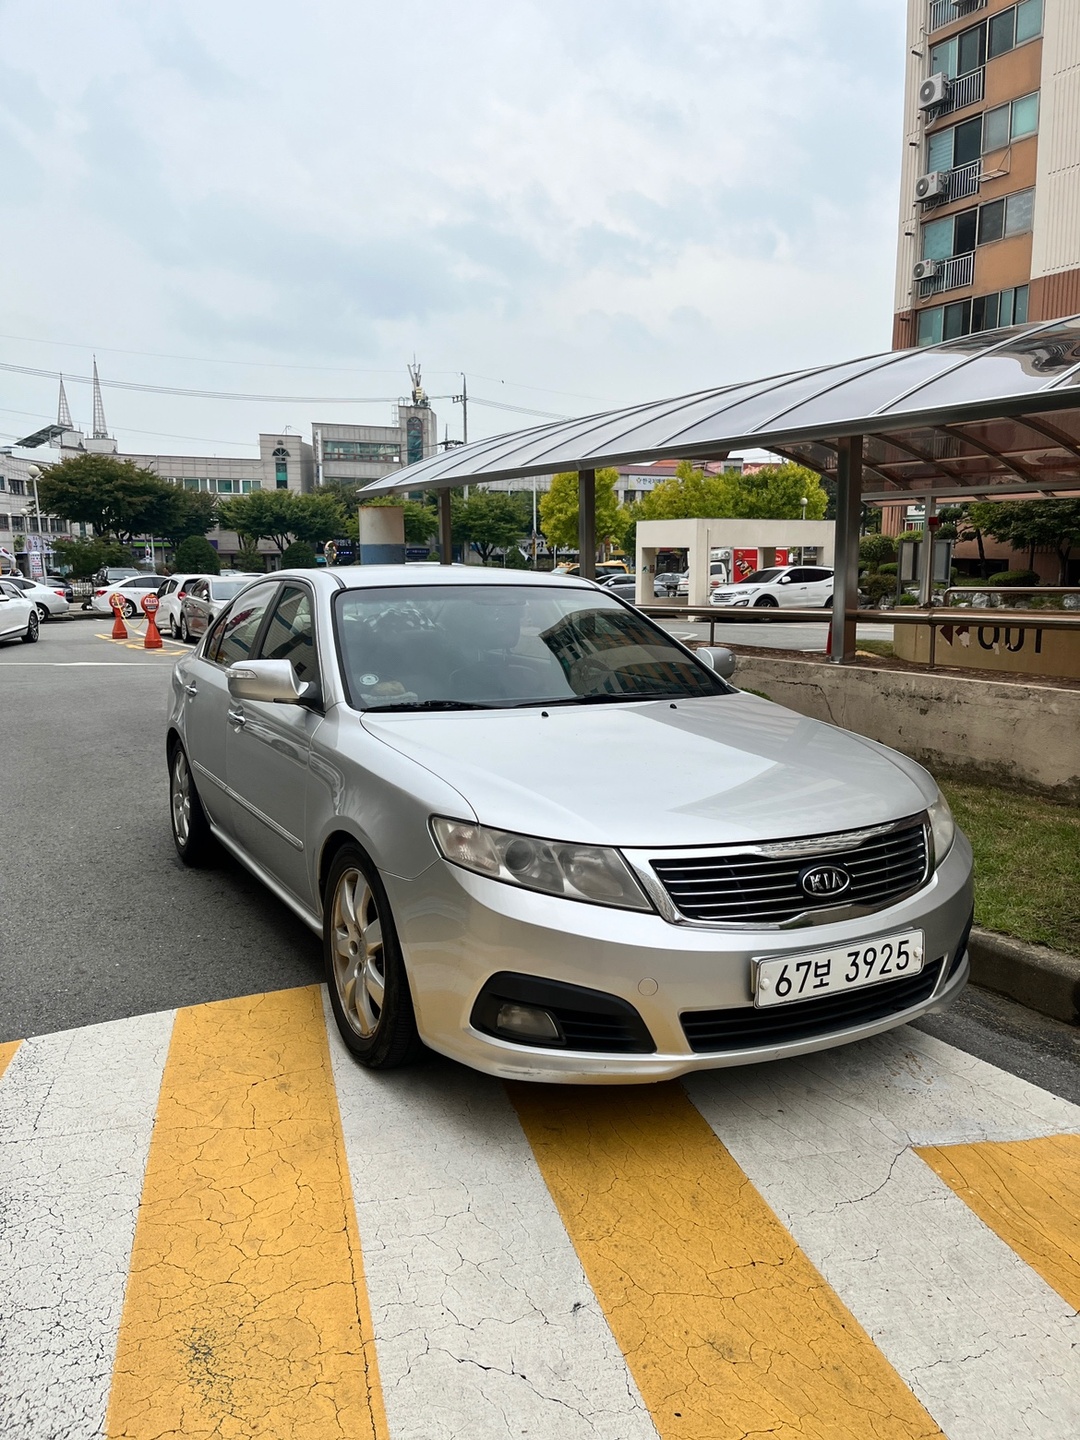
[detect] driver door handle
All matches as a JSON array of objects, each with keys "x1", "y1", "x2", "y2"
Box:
[
  {"x1": 184, "y1": 681, "x2": 198, "y2": 697},
  {"x1": 227, "y1": 707, "x2": 247, "y2": 728}
]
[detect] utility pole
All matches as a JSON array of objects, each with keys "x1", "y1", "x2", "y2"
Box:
[{"x1": 452, "y1": 374, "x2": 469, "y2": 498}]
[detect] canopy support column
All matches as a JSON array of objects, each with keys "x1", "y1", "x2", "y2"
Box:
[
  {"x1": 439, "y1": 489, "x2": 453, "y2": 565},
  {"x1": 830, "y1": 435, "x2": 862, "y2": 664},
  {"x1": 577, "y1": 469, "x2": 596, "y2": 580}
]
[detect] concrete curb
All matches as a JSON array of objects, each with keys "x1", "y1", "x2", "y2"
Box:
[{"x1": 968, "y1": 927, "x2": 1080, "y2": 1026}]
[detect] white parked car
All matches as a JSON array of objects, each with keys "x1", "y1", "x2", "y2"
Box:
[
  {"x1": 3, "y1": 575, "x2": 70, "y2": 620},
  {"x1": 0, "y1": 579, "x2": 40, "y2": 644},
  {"x1": 676, "y1": 562, "x2": 730, "y2": 599},
  {"x1": 710, "y1": 566, "x2": 834, "y2": 608},
  {"x1": 91, "y1": 574, "x2": 170, "y2": 618},
  {"x1": 157, "y1": 575, "x2": 210, "y2": 638}
]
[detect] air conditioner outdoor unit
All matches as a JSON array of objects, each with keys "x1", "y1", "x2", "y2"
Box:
[
  {"x1": 919, "y1": 73, "x2": 951, "y2": 110},
  {"x1": 916, "y1": 171, "x2": 949, "y2": 202},
  {"x1": 913, "y1": 259, "x2": 940, "y2": 282}
]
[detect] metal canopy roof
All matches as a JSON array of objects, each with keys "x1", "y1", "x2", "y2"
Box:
[{"x1": 362, "y1": 317, "x2": 1080, "y2": 503}]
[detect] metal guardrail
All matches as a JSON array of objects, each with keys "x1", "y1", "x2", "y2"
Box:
[
  {"x1": 920, "y1": 251, "x2": 976, "y2": 298},
  {"x1": 640, "y1": 602, "x2": 1080, "y2": 671},
  {"x1": 929, "y1": 0, "x2": 985, "y2": 33}
]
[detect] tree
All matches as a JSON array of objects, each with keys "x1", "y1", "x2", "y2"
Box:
[
  {"x1": 539, "y1": 468, "x2": 623, "y2": 551},
  {"x1": 859, "y1": 533, "x2": 896, "y2": 569},
  {"x1": 967, "y1": 499, "x2": 1080, "y2": 584},
  {"x1": 36, "y1": 453, "x2": 175, "y2": 543},
  {"x1": 217, "y1": 491, "x2": 302, "y2": 553},
  {"x1": 157, "y1": 489, "x2": 218, "y2": 548},
  {"x1": 358, "y1": 496, "x2": 439, "y2": 547},
  {"x1": 634, "y1": 461, "x2": 828, "y2": 523},
  {"x1": 454, "y1": 491, "x2": 531, "y2": 564},
  {"x1": 289, "y1": 492, "x2": 349, "y2": 547},
  {"x1": 173, "y1": 535, "x2": 220, "y2": 575},
  {"x1": 281, "y1": 540, "x2": 318, "y2": 568},
  {"x1": 235, "y1": 541, "x2": 266, "y2": 572},
  {"x1": 51, "y1": 537, "x2": 132, "y2": 579}
]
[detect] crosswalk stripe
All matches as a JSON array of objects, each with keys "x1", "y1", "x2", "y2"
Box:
[
  {"x1": 917, "y1": 1134, "x2": 1080, "y2": 1312},
  {"x1": 104, "y1": 988, "x2": 389, "y2": 1440},
  {"x1": 0, "y1": 1039, "x2": 19, "y2": 1082},
  {"x1": 323, "y1": 992, "x2": 660, "y2": 1440},
  {"x1": 0, "y1": 1012, "x2": 174, "y2": 1440},
  {"x1": 511, "y1": 1080, "x2": 944, "y2": 1440},
  {"x1": 686, "y1": 1029, "x2": 1080, "y2": 1440}
]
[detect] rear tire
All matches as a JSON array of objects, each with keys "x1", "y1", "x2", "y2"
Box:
[
  {"x1": 822, "y1": 595, "x2": 833, "y2": 608},
  {"x1": 169, "y1": 742, "x2": 216, "y2": 865},
  {"x1": 123, "y1": 599, "x2": 137, "y2": 619},
  {"x1": 324, "y1": 845, "x2": 423, "y2": 1070},
  {"x1": 21, "y1": 611, "x2": 39, "y2": 644}
]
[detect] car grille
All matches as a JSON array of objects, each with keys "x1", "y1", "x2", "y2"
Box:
[
  {"x1": 649, "y1": 819, "x2": 929, "y2": 927},
  {"x1": 681, "y1": 959, "x2": 944, "y2": 1053}
]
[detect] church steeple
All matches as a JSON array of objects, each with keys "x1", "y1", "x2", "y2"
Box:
[
  {"x1": 91, "y1": 357, "x2": 109, "y2": 439},
  {"x1": 57, "y1": 375, "x2": 73, "y2": 428}
]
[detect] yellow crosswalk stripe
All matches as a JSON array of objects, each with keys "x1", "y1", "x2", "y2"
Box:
[
  {"x1": 511, "y1": 1081, "x2": 945, "y2": 1440},
  {"x1": 105, "y1": 987, "x2": 389, "y2": 1440},
  {"x1": 0, "y1": 1039, "x2": 20, "y2": 1083},
  {"x1": 917, "y1": 1134, "x2": 1080, "y2": 1312}
]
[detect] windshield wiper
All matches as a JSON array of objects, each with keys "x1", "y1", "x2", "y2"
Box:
[
  {"x1": 363, "y1": 699, "x2": 499, "y2": 713},
  {"x1": 510, "y1": 692, "x2": 683, "y2": 708}
]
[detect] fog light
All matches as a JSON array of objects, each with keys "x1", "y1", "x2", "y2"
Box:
[{"x1": 495, "y1": 1003, "x2": 562, "y2": 1042}]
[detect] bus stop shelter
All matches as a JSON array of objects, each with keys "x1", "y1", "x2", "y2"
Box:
[{"x1": 360, "y1": 318, "x2": 1080, "y2": 661}]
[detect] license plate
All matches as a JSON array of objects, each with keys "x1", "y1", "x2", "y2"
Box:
[{"x1": 753, "y1": 930, "x2": 925, "y2": 1008}]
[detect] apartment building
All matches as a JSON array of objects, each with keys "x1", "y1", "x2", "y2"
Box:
[{"x1": 893, "y1": 0, "x2": 1080, "y2": 348}]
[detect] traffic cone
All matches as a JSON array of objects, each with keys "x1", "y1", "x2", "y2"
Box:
[
  {"x1": 110, "y1": 603, "x2": 128, "y2": 640},
  {"x1": 143, "y1": 612, "x2": 163, "y2": 649}
]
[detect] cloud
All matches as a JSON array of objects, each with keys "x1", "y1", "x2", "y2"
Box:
[{"x1": 0, "y1": 0, "x2": 906, "y2": 452}]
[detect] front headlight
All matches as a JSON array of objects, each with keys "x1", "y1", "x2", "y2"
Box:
[
  {"x1": 431, "y1": 817, "x2": 653, "y2": 912},
  {"x1": 928, "y1": 792, "x2": 955, "y2": 867}
]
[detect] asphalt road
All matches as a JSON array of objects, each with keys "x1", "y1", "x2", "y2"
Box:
[{"x1": 1, "y1": 615, "x2": 1076, "y2": 1103}]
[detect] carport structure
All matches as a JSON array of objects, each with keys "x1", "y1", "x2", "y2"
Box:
[{"x1": 362, "y1": 318, "x2": 1080, "y2": 661}]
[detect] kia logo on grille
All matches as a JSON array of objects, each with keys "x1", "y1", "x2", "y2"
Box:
[{"x1": 799, "y1": 864, "x2": 852, "y2": 898}]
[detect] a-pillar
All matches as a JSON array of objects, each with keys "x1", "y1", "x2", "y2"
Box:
[
  {"x1": 829, "y1": 435, "x2": 862, "y2": 664},
  {"x1": 577, "y1": 469, "x2": 596, "y2": 580},
  {"x1": 438, "y1": 489, "x2": 453, "y2": 565}
]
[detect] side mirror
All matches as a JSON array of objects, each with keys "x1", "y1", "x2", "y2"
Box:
[
  {"x1": 697, "y1": 646, "x2": 736, "y2": 679},
  {"x1": 227, "y1": 659, "x2": 315, "y2": 705}
]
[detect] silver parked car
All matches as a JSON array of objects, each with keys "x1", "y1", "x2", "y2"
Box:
[{"x1": 166, "y1": 567, "x2": 973, "y2": 1084}]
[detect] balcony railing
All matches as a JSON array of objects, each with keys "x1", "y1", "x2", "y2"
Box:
[
  {"x1": 920, "y1": 251, "x2": 976, "y2": 297},
  {"x1": 929, "y1": 0, "x2": 987, "y2": 33},
  {"x1": 948, "y1": 159, "x2": 982, "y2": 201},
  {"x1": 941, "y1": 67, "x2": 985, "y2": 115}
]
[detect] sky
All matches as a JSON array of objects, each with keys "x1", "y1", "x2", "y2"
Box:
[{"x1": 0, "y1": 0, "x2": 907, "y2": 460}]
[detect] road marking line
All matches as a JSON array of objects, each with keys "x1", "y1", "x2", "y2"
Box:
[
  {"x1": 0, "y1": 1039, "x2": 19, "y2": 1082},
  {"x1": 688, "y1": 1029, "x2": 1080, "y2": 1440},
  {"x1": 324, "y1": 992, "x2": 660, "y2": 1440},
  {"x1": 917, "y1": 1134, "x2": 1080, "y2": 1311},
  {"x1": 94, "y1": 631, "x2": 184, "y2": 654},
  {"x1": 511, "y1": 1081, "x2": 943, "y2": 1440},
  {"x1": 105, "y1": 987, "x2": 389, "y2": 1440},
  {"x1": 0, "y1": 1012, "x2": 174, "y2": 1440}
]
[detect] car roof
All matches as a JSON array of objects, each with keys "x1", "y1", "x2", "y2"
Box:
[{"x1": 275, "y1": 565, "x2": 600, "y2": 593}]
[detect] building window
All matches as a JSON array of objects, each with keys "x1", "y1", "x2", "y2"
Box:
[
  {"x1": 928, "y1": 116, "x2": 982, "y2": 171},
  {"x1": 923, "y1": 206, "x2": 978, "y2": 260},
  {"x1": 406, "y1": 416, "x2": 424, "y2": 466},
  {"x1": 275, "y1": 462, "x2": 288, "y2": 489},
  {"x1": 930, "y1": 21, "x2": 986, "y2": 80},
  {"x1": 0, "y1": 477, "x2": 6, "y2": 491},
  {"x1": 322, "y1": 440, "x2": 402, "y2": 462},
  {"x1": 984, "y1": 92, "x2": 1040, "y2": 150},
  {"x1": 216, "y1": 479, "x2": 233, "y2": 494},
  {"x1": 977, "y1": 187, "x2": 1035, "y2": 244},
  {"x1": 916, "y1": 285, "x2": 1029, "y2": 346},
  {"x1": 988, "y1": 0, "x2": 1043, "y2": 57},
  {"x1": 242, "y1": 481, "x2": 262, "y2": 494},
  {"x1": 0, "y1": 513, "x2": 9, "y2": 529},
  {"x1": 8, "y1": 478, "x2": 25, "y2": 496}
]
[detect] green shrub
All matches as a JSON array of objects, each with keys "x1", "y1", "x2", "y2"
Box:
[
  {"x1": 173, "y1": 535, "x2": 220, "y2": 575},
  {"x1": 879, "y1": 562, "x2": 898, "y2": 576},
  {"x1": 861, "y1": 573, "x2": 895, "y2": 605},
  {"x1": 988, "y1": 569, "x2": 1040, "y2": 587},
  {"x1": 235, "y1": 543, "x2": 265, "y2": 573},
  {"x1": 281, "y1": 541, "x2": 317, "y2": 569},
  {"x1": 859, "y1": 533, "x2": 896, "y2": 569},
  {"x1": 896, "y1": 592, "x2": 919, "y2": 606}
]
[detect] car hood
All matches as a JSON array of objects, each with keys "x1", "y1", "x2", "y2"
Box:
[{"x1": 361, "y1": 692, "x2": 933, "y2": 848}]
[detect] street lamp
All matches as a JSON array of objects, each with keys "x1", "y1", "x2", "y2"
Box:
[
  {"x1": 27, "y1": 464, "x2": 44, "y2": 580},
  {"x1": 800, "y1": 496, "x2": 808, "y2": 521}
]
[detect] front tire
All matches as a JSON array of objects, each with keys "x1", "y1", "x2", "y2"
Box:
[
  {"x1": 36, "y1": 603, "x2": 49, "y2": 621},
  {"x1": 324, "y1": 845, "x2": 423, "y2": 1070},
  {"x1": 169, "y1": 742, "x2": 216, "y2": 865},
  {"x1": 22, "y1": 611, "x2": 39, "y2": 644},
  {"x1": 754, "y1": 595, "x2": 779, "y2": 608},
  {"x1": 180, "y1": 615, "x2": 191, "y2": 643}
]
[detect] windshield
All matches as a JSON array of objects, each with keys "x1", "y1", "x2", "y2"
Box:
[
  {"x1": 737, "y1": 569, "x2": 783, "y2": 585},
  {"x1": 210, "y1": 579, "x2": 249, "y2": 600},
  {"x1": 334, "y1": 585, "x2": 732, "y2": 711}
]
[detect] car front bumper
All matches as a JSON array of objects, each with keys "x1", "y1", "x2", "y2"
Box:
[{"x1": 385, "y1": 832, "x2": 975, "y2": 1083}]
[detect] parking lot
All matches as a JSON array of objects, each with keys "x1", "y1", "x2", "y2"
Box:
[{"x1": 1, "y1": 619, "x2": 1078, "y2": 1440}]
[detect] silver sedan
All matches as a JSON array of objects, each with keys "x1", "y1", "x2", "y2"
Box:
[{"x1": 166, "y1": 567, "x2": 973, "y2": 1084}]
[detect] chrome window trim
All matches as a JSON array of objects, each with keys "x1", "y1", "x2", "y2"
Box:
[{"x1": 622, "y1": 814, "x2": 931, "y2": 931}]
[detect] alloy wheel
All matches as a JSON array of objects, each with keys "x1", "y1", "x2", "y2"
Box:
[
  {"x1": 331, "y1": 869, "x2": 387, "y2": 1038},
  {"x1": 171, "y1": 748, "x2": 191, "y2": 848}
]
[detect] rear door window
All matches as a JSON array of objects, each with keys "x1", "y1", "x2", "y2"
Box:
[{"x1": 205, "y1": 582, "x2": 279, "y2": 666}]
